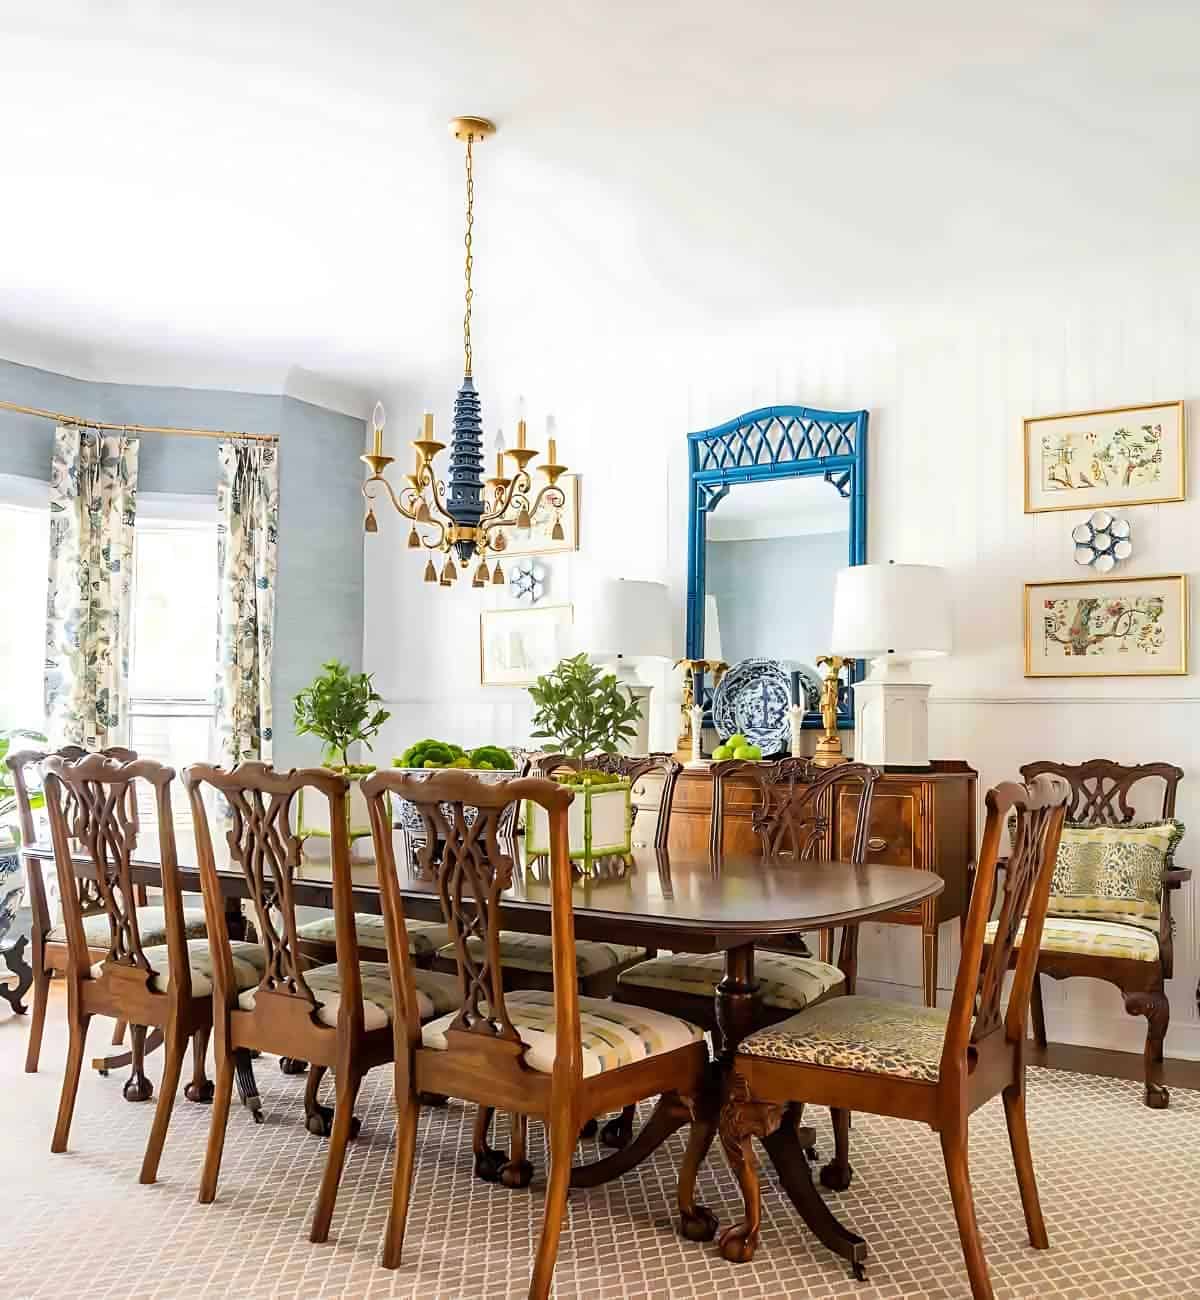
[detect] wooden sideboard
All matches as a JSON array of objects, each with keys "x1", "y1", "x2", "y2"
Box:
[{"x1": 632, "y1": 759, "x2": 977, "y2": 1007}]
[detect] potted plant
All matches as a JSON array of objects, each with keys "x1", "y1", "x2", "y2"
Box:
[
  {"x1": 525, "y1": 653, "x2": 644, "y2": 864},
  {"x1": 390, "y1": 740, "x2": 518, "y2": 832},
  {"x1": 292, "y1": 660, "x2": 391, "y2": 844}
]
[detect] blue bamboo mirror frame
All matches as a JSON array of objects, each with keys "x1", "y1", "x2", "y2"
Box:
[{"x1": 685, "y1": 403, "x2": 869, "y2": 730}]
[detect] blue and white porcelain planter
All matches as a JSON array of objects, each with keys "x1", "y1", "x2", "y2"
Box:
[
  {"x1": 390, "y1": 767, "x2": 514, "y2": 833},
  {"x1": 0, "y1": 850, "x2": 23, "y2": 945}
]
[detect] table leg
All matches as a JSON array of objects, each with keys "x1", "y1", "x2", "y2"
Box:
[
  {"x1": 0, "y1": 935, "x2": 33, "y2": 1014},
  {"x1": 93, "y1": 1026, "x2": 165, "y2": 1076},
  {"x1": 569, "y1": 1091, "x2": 692, "y2": 1189},
  {"x1": 235, "y1": 1047, "x2": 263, "y2": 1123},
  {"x1": 715, "y1": 942, "x2": 761, "y2": 1061}
]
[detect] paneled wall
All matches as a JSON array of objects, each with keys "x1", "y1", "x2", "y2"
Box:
[
  {"x1": 366, "y1": 275, "x2": 1200, "y2": 1058},
  {"x1": 0, "y1": 357, "x2": 366, "y2": 764}
]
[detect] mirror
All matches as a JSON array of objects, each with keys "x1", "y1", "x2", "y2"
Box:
[
  {"x1": 704, "y1": 475, "x2": 849, "y2": 673},
  {"x1": 685, "y1": 404, "x2": 869, "y2": 730}
]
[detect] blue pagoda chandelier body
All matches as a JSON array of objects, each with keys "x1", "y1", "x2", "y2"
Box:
[{"x1": 361, "y1": 116, "x2": 568, "y2": 587}]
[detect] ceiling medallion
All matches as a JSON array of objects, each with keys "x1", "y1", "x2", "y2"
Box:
[{"x1": 360, "y1": 117, "x2": 569, "y2": 589}]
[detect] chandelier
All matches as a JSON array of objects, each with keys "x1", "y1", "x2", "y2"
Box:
[{"x1": 361, "y1": 116, "x2": 569, "y2": 588}]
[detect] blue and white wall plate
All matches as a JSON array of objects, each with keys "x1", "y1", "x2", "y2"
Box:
[
  {"x1": 711, "y1": 657, "x2": 792, "y2": 755},
  {"x1": 508, "y1": 559, "x2": 547, "y2": 603},
  {"x1": 1072, "y1": 512, "x2": 1132, "y2": 573}
]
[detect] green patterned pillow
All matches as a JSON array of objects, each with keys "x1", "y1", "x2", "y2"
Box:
[{"x1": 1046, "y1": 820, "x2": 1185, "y2": 928}]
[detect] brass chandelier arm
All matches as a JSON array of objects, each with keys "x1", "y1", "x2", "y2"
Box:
[{"x1": 479, "y1": 466, "x2": 531, "y2": 526}]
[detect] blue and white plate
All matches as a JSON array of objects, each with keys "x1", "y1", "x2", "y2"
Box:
[{"x1": 712, "y1": 657, "x2": 792, "y2": 755}]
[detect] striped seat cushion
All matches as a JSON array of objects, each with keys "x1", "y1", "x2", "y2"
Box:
[
  {"x1": 440, "y1": 933, "x2": 648, "y2": 979},
  {"x1": 237, "y1": 960, "x2": 459, "y2": 1029},
  {"x1": 618, "y1": 951, "x2": 844, "y2": 1012},
  {"x1": 91, "y1": 939, "x2": 267, "y2": 995},
  {"x1": 50, "y1": 906, "x2": 208, "y2": 949},
  {"x1": 421, "y1": 988, "x2": 703, "y2": 1077},
  {"x1": 740, "y1": 995, "x2": 949, "y2": 1083},
  {"x1": 297, "y1": 912, "x2": 450, "y2": 957},
  {"x1": 985, "y1": 915, "x2": 1160, "y2": 962}
]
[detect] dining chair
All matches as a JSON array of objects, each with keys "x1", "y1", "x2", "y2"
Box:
[
  {"x1": 984, "y1": 758, "x2": 1188, "y2": 1108},
  {"x1": 716, "y1": 773, "x2": 1069, "y2": 1299},
  {"x1": 362, "y1": 768, "x2": 718, "y2": 1298},
  {"x1": 10, "y1": 743, "x2": 208, "y2": 1075},
  {"x1": 614, "y1": 760, "x2": 879, "y2": 1174},
  {"x1": 41, "y1": 753, "x2": 238, "y2": 1183},
  {"x1": 182, "y1": 760, "x2": 459, "y2": 1242},
  {"x1": 430, "y1": 751, "x2": 683, "y2": 999}
]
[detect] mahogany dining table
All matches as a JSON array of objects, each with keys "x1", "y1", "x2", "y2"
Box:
[{"x1": 23, "y1": 833, "x2": 942, "y2": 1266}]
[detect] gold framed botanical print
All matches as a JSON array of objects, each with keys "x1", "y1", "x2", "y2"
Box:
[
  {"x1": 480, "y1": 603, "x2": 574, "y2": 687},
  {"x1": 1023, "y1": 400, "x2": 1186, "y2": 513},
  {"x1": 498, "y1": 473, "x2": 580, "y2": 557},
  {"x1": 1024, "y1": 574, "x2": 1188, "y2": 678}
]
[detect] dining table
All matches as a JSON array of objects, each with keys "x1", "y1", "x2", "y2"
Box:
[{"x1": 23, "y1": 830, "x2": 942, "y2": 1267}]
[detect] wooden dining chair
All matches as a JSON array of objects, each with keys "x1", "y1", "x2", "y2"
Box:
[
  {"x1": 716, "y1": 774, "x2": 1069, "y2": 1299},
  {"x1": 41, "y1": 753, "x2": 238, "y2": 1183},
  {"x1": 614, "y1": 760, "x2": 879, "y2": 1174},
  {"x1": 984, "y1": 758, "x2": 1188, "y2": 1108},
  {"x1": 430, "y1": 751, "x2": 684, "y2": 1000},
  {"x1": 362, "y1": 768, "x2": 718, "y2": 1298},
  {"x1": 182, "y1": 761, "x2": 460, "y2": 1242},
  {"x1": 8, "y1": 743, "x2": 208, "y2": 1075}
]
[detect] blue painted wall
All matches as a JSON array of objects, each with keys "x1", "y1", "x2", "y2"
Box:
[{"x1": 0, "y1": 357, "x2": 365, "y2": 764}]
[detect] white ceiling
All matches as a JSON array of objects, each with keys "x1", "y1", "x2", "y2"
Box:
[{"x1": 2, "y1": 1, "x2": 1198, "y2": 412}]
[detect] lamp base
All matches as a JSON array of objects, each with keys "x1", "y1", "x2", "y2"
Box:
[{"x1": 851, "y1": 678, "x2": 932, "y2": 769}]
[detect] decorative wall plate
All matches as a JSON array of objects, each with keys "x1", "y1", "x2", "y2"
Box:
[
  {"x1": 1071, "y1": 511, "x2": 1132, "y2": 573},
  {"x1": 508, "y1": 559, "x2": 547, "y2": 603},
  {"x1": 711, "y1": 657, "x2": 792, "y2": 755}
]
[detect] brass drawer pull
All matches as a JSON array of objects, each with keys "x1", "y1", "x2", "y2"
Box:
[{"x1": 867, "y1": 837, "x2": 888, "y2": 852}]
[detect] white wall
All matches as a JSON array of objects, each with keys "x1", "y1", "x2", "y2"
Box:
[{"x1": 365, "y1": 271, "x2": 1200, "y2": 1058}]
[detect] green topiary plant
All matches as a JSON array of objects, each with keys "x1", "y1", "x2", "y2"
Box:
[
  {"x1": 0, "y1": 728, "x2": 47, "y2": 846},
  {"x1": 528, "y1": 653, "x2": 643, "y2": 762},
  {"x1": 293, "y1": 660, "x2": 390, "y2": 770}
]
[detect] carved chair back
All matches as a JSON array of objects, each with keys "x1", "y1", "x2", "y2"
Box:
[
  {"x1": 362, "y1": 769, "x2": 577, "y2": 1081},
  {"x1": 531, "y1": 752, "x2": 682, "y2": 850},
  {"x1": 183, "y1": 762, "x2": 362, "y2": 1034},
  {"x1": 1020, "y1": 758, "x2": 1181, "y2": 826},
  {"x1": 944, "y1": 775, "x2": 1068, "y2": 1074},
  {"x1": 8, "y1": 744, "x2": 138, "y2": 943},
  {"x1": 42, "y1": 753, "x2": 189, "y2": 995},
  {"x1": 710, "y1": 757, "x2": 881, "y2": 862}
]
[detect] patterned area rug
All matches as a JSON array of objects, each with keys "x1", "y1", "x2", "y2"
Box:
[{"x1": 3, "y1": 1001, "x2": 1199, "y2": 1299}]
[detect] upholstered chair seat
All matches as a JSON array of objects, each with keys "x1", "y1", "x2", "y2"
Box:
[
  {"x1": 440, "y1": 933, "x2": 648, "y2": 983},
  {"x1": 421, "y1": 988, "x2": 703, "y2": 1078},
  {"x1": 984, "y1": 914, "x2": 1160, "y2": 962},
  {"x1": 50, "y1": 905, "x2": 208, "y2": 949},
  {"x1": 619, "y1": 950, "x2": 844, "y2": 1013},
  {"x1": 298, "y1": 911, "x2": 449, "y2": 959},
  {"x1": 90, "y1": 939, "x2": 267, "y2": 994}
]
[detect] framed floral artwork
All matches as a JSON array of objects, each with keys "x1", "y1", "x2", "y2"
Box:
[
  {"x1": 480, "y1": 604, "x2": 574, "y2": 687},
  {"x1": 1024, "y1": 575, "x2": 1188, "y2": 678},
  {"x1": 497, "y1": 473, "x2": 580, "y2": 557},
  {"x1": 1023, "y1": 400, "x2": 1186, "y2": 513}
]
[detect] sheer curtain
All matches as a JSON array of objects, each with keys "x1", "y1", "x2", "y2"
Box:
[
  {"x1": 44, "y1": 427, "x2": 139, "y2": 749},
  {"x1": 215, "y1": 440, "x2": 279, "y2": 766}
]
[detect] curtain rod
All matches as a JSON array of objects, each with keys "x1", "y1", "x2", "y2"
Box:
[{"x1": 0, "y1": 399, "x2": 278, "y2": 443}]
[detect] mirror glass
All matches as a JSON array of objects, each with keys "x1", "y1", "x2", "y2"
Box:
[{"x1": 703, "y1": 474, "x2": 849, "y2": 675}]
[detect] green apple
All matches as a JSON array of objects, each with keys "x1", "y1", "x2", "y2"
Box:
[
  {"x1": 727, "y1": 733, "x2": 748, "y2": 750},
  {"x1": 711, "y1": 744, "x2": 733, "y2": 760},
  {"x1": 733, "y1": 744, "x2": 761, "y2": 761}
]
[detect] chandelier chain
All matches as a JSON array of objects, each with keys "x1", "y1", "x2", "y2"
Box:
[{"x1": 463, "y1": 134, "x2": 475, "y2": 376}]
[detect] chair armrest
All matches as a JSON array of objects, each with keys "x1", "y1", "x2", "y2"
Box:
[{"x1": 1162, "y1": 867, "x2": 1191, "y2": 888}]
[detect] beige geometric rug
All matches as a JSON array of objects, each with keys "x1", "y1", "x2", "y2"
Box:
[{"x1": 3, "y1": 996, "x2": 1198, "y2": 1299}]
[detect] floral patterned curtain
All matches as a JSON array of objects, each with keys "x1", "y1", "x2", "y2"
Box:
[
  {"x1": 215, "y1": 441, "x2": 279, "y2": 765},
  {"x1": 44, "y1": 427, "x2": 139, "y2": 749}
]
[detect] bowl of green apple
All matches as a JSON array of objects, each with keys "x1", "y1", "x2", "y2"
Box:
[{"x1": 711, "y1": 733, "x2": 764, "y2": 762}]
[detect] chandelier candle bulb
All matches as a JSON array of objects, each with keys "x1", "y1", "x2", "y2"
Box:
[
  {"x1": 517, "y1": 418, "x2": 527, "y2": 449},
  {"x1": 547, "y1": 438, "x2": 557, "y2": 464}
]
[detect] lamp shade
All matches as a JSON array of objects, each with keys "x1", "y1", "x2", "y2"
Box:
[
  {"x1": 703, "y1": 594, "x2": 723, "y2": 661},
  {"x1": 583, "y1": 578, "x2": 672, "y2": 659},
  {"x1": 830, "y1": 563, "x2": 952, "y2": 659}
]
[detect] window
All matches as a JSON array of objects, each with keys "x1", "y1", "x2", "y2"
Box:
[{"x1": 0, "y1": 479, "x2": 50, "y2": 734}]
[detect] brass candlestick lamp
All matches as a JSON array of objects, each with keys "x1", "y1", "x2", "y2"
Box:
[
  {"x1": 674, "y1": 657, "x2": 728, "y2": 758},
  {"x1": 811, "y1": 654, "x2": 849, "y2": 768},
  {"x1": 360, "y1": 117, "x2": 568, "y2": 588}
]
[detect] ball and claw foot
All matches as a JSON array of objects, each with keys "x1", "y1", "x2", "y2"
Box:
[
  {"x1": 474, "y1": 1145, "x2": 506, "y2": 1183},
  {"x1": 1145, "y1": 1083, "x2": 1170, "y2": 1109},
  {"x1": 599, "y1": 1114, "x2": 632, "y2": 1149},
  {"x1": 579, "y1": 1117, "x2": 599, "y2": 1138},
  {"x1": 278, "y1": 1056, "x2": 308, "y2": 1075},
  {"x1": 819, "y1": 1159, "x2": 853, "y2": 1191},
  {"x1": 679, "y1": 1205, "x2": 719, "y2": 1242},
  {"x1": 499, "y1": 1158, "x2": 534, "y2": 1189},
  {"x1": 305, "y1": 1102, "x2": 361, "y2": 1139},
  {"x1": 123, "y1": 1072, "x2": 154, "y2": 1102},
  {"x1": 184, "y1": 1079, "x2": 216, "y2": 1104},
  {"x1": 717, "y1": 1224, "x2": 758, "y2": 1264}
]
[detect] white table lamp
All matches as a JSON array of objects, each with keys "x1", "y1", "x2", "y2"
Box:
[
  {"x1": 582, "y1": 578, "x2": 672, "y2": 753},
  {"x1": 830, "y1": 563, "x2": 951, "y2": 769}
]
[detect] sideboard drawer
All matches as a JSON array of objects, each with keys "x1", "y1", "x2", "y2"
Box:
[{"x1": 837, "y1": 788, "x2": 917, "y2": 868}]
